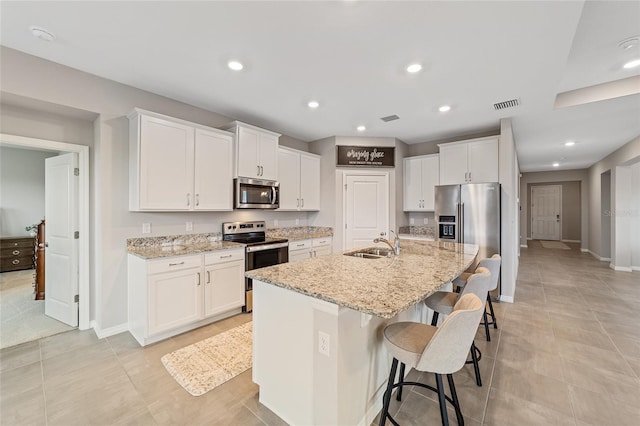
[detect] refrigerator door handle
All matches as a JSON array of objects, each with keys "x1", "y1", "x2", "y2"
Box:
[{"x1": 460, "y1": 202, "x2": 464, "y2": 244}]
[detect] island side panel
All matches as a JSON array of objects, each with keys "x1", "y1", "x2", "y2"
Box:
[{"x1": 253, "y1": 280, "x2": 316, "y2": 426}]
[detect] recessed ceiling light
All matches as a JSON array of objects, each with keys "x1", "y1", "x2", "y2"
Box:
[
  {"x1": 564, "y1": 141, "x2": 575, "y2": 147},
  {"x1": 552, "y1": 162, "x2": 560, "y2": 167},
  {"x1": 356, "y1": 125, "x2": 366, "y2": 132},
  {"x1": 307, "y1": 101, "x2": 319, "y2": 108},
  {"x1": 406, "y1": 63, "x2": 422, "y2": 73},
  {"x1": 228, "y1": 61, "x2": 244, "y2": 71},
  {"x1": 439, "y1": 105, "x2": 451, "y2": 113},
  {"x1": 29, "y1": 25, "x2": 55, "y2": 42},
  {"x1": 623, "y1": 58, "x2": 640, "y2": 69}
]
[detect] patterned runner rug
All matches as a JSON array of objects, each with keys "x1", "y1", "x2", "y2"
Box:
[
  {"x1": 161, "y1": 321, "x2": 252, "y2": 396},
  {"x1": 539, "y1": 240, "x2": 571, "y2": 250}
]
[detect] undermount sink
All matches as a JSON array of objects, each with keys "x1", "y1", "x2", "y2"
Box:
[{"x1": 344, "y1": 247, "x2": 395, "y2": 259}]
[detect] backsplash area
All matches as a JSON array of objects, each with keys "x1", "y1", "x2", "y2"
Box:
[{"x1": 398, "y1": 225, "x2": 435, "y2": 239}]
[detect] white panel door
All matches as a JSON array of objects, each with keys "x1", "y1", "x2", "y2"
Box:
[
  {"x1": 237, "y1": 125, "x2": 260, "y2": 178},
  {"x1": 531, "y1": 185, "x2": 562, "y2": 240},
  {"x1": 139, "y1": 115, "x2": 194, "y2": 209},
  {"x1": 300, "y1": 153, "x2": 320, "y2": 210},
  {"x1": 204, "y1": 261, "x2": 244, "y2": 317},
  {"x1": 258, "y1": 133, "x2": 279, "y2": 181},
  {"x1": 277, "y1": 148, "x2": 301, "y2": 210},
  {"x1": 194, "y1": 129, "x2": 233, "y2": 210},
  {"x1": 344, "y1": 174, "x2": 389, "y2": 249},
  {"x1": 45, "y1": 153, "x2": 79, "y2": 327}
]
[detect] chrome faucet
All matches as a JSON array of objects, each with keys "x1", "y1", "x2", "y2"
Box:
[{"x1": 373, "y1": 231, "x2": 400, "y2": 255}]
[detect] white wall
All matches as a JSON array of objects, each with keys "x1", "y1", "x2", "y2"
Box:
[
  {"x1": 588, "y1": 135, "x2": 640, "y2": 271},
  {"x1": 1, "y1": 47, "x2": 311, "y2": 331},
  {"x1": 600, "y1": 171, "x2": 611, "y2": 259},
  {"x1": 0, "y1": 147, "x2": 57, "y2": 236},
  {"x1": 632, "y1": 162, "x2": 640, "y2": 270}
]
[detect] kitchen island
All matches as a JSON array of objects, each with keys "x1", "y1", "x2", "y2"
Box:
[{"x1": 247, "y1": 240, "x2": 477, "y2": 426}]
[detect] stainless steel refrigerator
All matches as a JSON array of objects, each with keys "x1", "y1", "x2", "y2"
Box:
[{"x1": 435, "y1": 182, "x2": 501, "y2": 295}]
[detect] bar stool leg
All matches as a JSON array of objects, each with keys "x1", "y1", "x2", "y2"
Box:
[
  {"x1": 431, "y1": 311, "x2": 440, "y2": 326},
  {"x1": 447, "y1": 374, "x2": 464, "y2": 426},
  {"x1": 379, "y1": 358, "x2": 398, "y2": 426},
  {"x1": 483, "y1": 310, "x2": 491, "y2": 342},
  {"x1": 396, "y1": 362, "x2": 406, "y2": 401},
  {"x1": 487, "y1": 296, "x2": 498, "y2": 329},
  {"x1": 435, "y1": 373, "x2": 450, "y2": 426},
  {"x1": 470, "y1": 342, "x2": 482, "y2": 387}
]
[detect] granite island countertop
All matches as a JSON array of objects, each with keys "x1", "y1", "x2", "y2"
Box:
[{"x1": 246, "y1": 240, "x2": 478, "y2": 319}]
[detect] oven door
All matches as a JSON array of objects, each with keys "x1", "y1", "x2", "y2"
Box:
[
  {"x1": 244, "y1": 242, "x2": 289, "y2": 312},
  {"x1": 235, "y1": 177, "x2": 280, "y2": 209}
]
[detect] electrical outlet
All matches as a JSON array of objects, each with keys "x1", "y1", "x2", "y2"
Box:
[
  {"x1": 142, "y1": 223, "x2": 151, "y2": 234},
  {"x1": 410, "y1": 218, "x2": 415, "y2": 225},
  {"x1": 318, "y1": 331, "x2": 330, "y2": 357},
  {"x1": 186, "y1": 221, "x2": 193, "y2": 231},
  {"x1": 273, "y1": 219, "x2": 279, "y2": 227},
  {"x1": 424, "y1": 218, "x2": 429, "y2": 225}
]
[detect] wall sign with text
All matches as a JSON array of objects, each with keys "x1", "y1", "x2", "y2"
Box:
[{"x1": 336, "y1": 146, "x2": 395, "y2": 167}]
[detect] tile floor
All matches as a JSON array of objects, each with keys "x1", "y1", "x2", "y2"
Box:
[{"x1": 1, "y1": 241, "x2": 639, "y2": 425}]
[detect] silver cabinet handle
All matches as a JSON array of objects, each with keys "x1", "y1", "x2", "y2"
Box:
[
  {"x1": 297, "y1": 198, "x2": 300, "y2": 207},
  {"x1": 207, "y1": 271, "x2": 210, "y2": 284},
  {"x1": 12, "y1": 250, "x2": 20, "y2": 255},
  {"x1": 296, "y1": 243, "x2": 305, "y2": 247},
  {"x1": 195, "y1": 194, "x2": 200, "y2": 206},
  {"x1": 301, "y1": 198, "x2": 304, "y2": 208},
  {"x1": 220, "y1": 254, "x2": 232, "y2": 259},
  {"x1": 12, "y1": 259, "x2": 20, "y2": 265},
  {"x1": 257, "y1": 165, "x2": 260, "y2": 176},
  {"x1": 168, "y1": 261, "x2": 185, "y2": 266},
  {"x1": 187, "y1": 193, "x2": 191, "y2": 206},
  {"x1": 261, "y1": 165, "x2": 264, "y2": 176},
  {"x1": 197, "y1": 272, "x2": 201, "y2": 286}
]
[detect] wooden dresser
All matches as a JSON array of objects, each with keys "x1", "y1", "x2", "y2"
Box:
[{"x1": 0, "y1": 236, "x2": 35, "y2": 272}]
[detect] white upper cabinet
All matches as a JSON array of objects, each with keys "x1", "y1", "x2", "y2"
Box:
[
  {"x1": 438, "y1": 136, "x2": 499, "y2": 185},
  {"x1": 277, "y1": 147, "x2": 320, "y2": 211},
  {"x1": 403, "y1": 154, "x2": 439, "y2": 211},
  {"x1": 128, "y1": 109, "x2": 234, "y2": 211},
  {"x1": 227, "y1": 121, "x2": 280, "y2": 181}
]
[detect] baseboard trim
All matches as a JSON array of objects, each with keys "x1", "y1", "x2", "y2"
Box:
[
  {"x1": 520, "y1": 244, "x2": 528, "y2": 248},
  {"x1": 609, "y1": 263, "x2": 633, "y2": 272},
  {"x1": 632, "y1": 266, "x2": 640, "y2": 272},
  {"x1": 499, "y1": 295, "x2": 514, "y2": 303},
  {"x1": 585, "y1": 249, "x2": 611, "y2": 261},
  {"x1": 561, "y1": 239, "x2": 581, "y2": 243},
  {"x1": 91, "y1": 321, "x2": 129, "y2": 339},
  {"x1": 580, "y1": 248, "x2": 589, "y2": 253}
]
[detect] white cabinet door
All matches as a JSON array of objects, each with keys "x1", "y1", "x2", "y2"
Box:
[
  {"x1": 289, "y1": 249, "x2": 312, "y2": 264},
  {"x1": 439, "y1": 144, "x2": 468, "y2": 185},
  {"x1": 421, "y1": 155, "x2": 439, "y2": 211},
  {"x1": 194, "y1": 129, "x2": 233, "y2": 210},
  {"x1": 237, "y1": 125, "x2": 261, "y2": 179},
  {"x1": 300, "y1": 153, "x2": 320, "y2": 211},
  {"x1": 139, "y1": 115, "x2": 194, "y2": 209},
  {"x1": 148, "y1": 266, "x2": 201, "y2": 335},
  {"x1": 259, "y1": 133, "x2": 279, "y2": 181},
  {"x1": 278, "y1": 148, "x2": 301, "y2": 210},
  {"x1": 313, "y1": 245, "x2": 332, "y2": 258},
  {"x1": 404, "y1": 157, "x2": 423, "y2": 211},
  {"x1": 468, "y1": 138, "x2": 499, "y2": 183},
  {"x1": 204, "y1": 260, "x2": 244, "y2": 317}
]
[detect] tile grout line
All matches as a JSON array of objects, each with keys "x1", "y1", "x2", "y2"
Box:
[
  {"x1": 479, "y1": 312, "x2": 502, "y2": 426},
  {"x1": 38, "y1": 340, "x2": 49, "y2": 426}
]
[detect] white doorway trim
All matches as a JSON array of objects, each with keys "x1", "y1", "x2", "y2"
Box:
[
  {"x1": 1, "y1": 133, "x2": 90, "y2": 330},
  {"x1": 341, "y1": 170, "x2": 390, "y2": 250},
  {"x1": 530, "y1": 184, "x2": 562, "y2": 241}
]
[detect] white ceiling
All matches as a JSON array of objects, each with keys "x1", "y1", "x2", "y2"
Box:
[{"x1": 1, "y1": 1, "x2": 639, "y2": 172}]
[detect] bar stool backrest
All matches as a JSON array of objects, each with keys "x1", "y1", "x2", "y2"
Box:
[
  {"x1": 477, "y1": 254, "x2": 501, "y2": 292},
  {"x1": 417, "y1": 293, "x2": 485, "y2": 374}
]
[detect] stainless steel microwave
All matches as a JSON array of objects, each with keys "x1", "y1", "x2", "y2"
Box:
[{"x1": 234, "y1": 177, "x2": 280, "y2": 209}]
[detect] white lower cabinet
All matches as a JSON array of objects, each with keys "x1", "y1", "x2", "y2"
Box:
[
  {"x1": 204, "y1": 251, "x2": 245, "y2": 317},
  {"x1": 128, "y1": 248, "x2": 245, "y2": 346},
  {"x1": 288, "y1": 237, "x2": 332, "y2": 264}
]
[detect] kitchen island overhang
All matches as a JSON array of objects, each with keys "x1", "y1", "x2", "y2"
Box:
[{"x1": 247, "y1": 240, "x2": 478, "y2": 426}]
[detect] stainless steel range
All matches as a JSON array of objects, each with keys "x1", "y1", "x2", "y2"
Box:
[{"x1": 222, "y1": 221, "x2": 288, "y2": 312}]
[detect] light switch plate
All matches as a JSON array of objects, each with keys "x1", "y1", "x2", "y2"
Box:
[
  {"x1": 318, "y1": 331, "x2": 330, "y2": 357},
  {"x1": 142, "y1": 223, "x2": 151, "y2": 234},
  {"x1": 424, "y1": 218, "x2": 429, "y2": 224},
  {"x1": 186, "y1": 221, "x2": 193, "y2": 231},
  {"x1": 410, "y1": 218, "x2": 415, "y2": 225}
]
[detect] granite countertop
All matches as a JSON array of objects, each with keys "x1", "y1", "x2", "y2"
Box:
[
  {"x1": 127, "y1": 232, "x2": 244, "y2": 260},
  {"x1": 266, "y1": 226, "x2": 333, "y2": 241},
  {"x1": 246, "y1": 240, "x2": 478, "y2": 319}
]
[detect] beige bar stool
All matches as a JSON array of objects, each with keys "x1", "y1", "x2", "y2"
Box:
[
  {"x1": 379, "y1": 293, "x2": 485, "y2": 426},
  {"x1": 453, "y1": 254, "x2": 501, "y2": 341},
  {"x1": 424, "y1": 267, "x2": 492, "y2": 386}
]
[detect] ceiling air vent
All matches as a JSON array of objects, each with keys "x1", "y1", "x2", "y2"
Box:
[
  {"x1": 493, "y1": 98, "x2": 520, "y2": 110},
  {"x1": 380, "y1": 114, "x2": 400, "y2": 122}
]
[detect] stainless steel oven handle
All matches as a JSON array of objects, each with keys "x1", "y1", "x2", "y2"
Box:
[{"x1": 246, "y1": 242, "x2": 289, "y2": 253}]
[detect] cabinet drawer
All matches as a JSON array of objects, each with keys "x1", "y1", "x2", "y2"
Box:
[
  {"x1": 0, "y1": 256, "x2": 33, "y2": 271},
  {"x1": 1, "y1": 247, "x2": 35, "y2": 257},
  {"x1": 147, "y1": 255, "x2": 201, "y2": 275},
  {"x1": 0, "y1": 238, "x2": 33, "y2": 249},
  {"x1": 289, "y1": 239, "x2": 312, "y2": 251},
  {"x1": 312, "y1": 238, "x2": 331, "y2": 247},
  {"x1": 204, "y1": 249, "x2": 245, "y2": 266}
]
